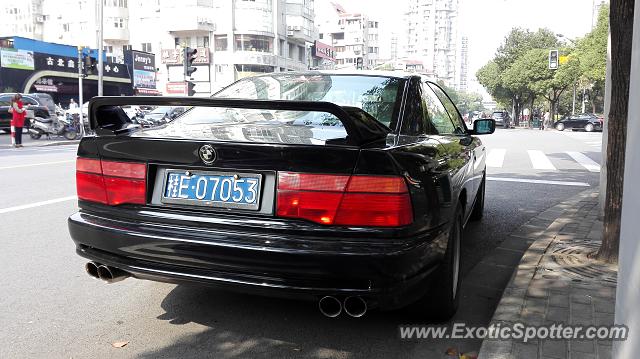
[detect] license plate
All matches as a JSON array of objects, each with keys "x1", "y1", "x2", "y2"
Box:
[{"x1": 161, "y1": 170, "x2": 262, "y2": 210}]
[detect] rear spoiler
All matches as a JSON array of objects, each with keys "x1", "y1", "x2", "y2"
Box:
[{"x1": 88, "y1": 96, "x2": 391, "y2": 146}]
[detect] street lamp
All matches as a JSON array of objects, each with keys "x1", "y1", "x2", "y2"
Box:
[{"x1": 557, "y1": 34, "x2": 578, "y2": 114}]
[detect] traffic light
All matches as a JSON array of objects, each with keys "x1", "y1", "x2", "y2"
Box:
[
  {"x1": 83, "y1": 56, "x2": 97, "y2": 77},
  {"x1": 183, "y1": 47, "x2": 198, "y2": 78},
  {"x1": 186, "y1": 81, "x2": 196, "y2": 96},
  {"x1": 549, "y1": 50, "x2": 559, "y2": 70},
  {"x1": 356, "y1": 57, "x2": 363, "y2": 70}
]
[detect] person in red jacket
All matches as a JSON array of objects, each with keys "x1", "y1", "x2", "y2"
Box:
[{"x1": 10, "y1": 93, "x2": 26, "y2": 148}]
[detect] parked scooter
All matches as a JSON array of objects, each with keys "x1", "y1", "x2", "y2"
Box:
[{"x1": 28, "y1": 113, "x2": 79, "y2": 140}]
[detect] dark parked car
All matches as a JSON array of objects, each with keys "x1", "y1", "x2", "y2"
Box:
[
  {"x1": 68, "y1": 71, "x2": 495, "y2": 319},
  {"x1": 491, "y1": 110, "x2": 511, "y2": 127},
  {"x1": 555, "y1": 114, "x2": 603, "y2": 132},
  {"x1": 143, "y1": 106, "x2": 186, "y2": 125},
  {"x1": 29, "y1": 93, "x2": 57, "y2": 115},
  {"x1": 0, "y1": 93, "x2": 51, "y2": 131}
]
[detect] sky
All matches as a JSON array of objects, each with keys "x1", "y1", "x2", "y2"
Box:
[{"x1": 317, "y1": 0, "x2": 598, "y2": 93}]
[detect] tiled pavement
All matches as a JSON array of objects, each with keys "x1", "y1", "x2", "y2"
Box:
[{"x1": 478, "y1": 189, "x2": 618, "y2": 359}]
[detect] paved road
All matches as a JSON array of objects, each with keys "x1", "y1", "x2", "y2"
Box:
[{"x1": 0, "y1": 129, "x2": 603, "y2": 358}]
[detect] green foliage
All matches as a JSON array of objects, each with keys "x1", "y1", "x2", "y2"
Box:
[
  {"x1": 477, "y1": 9, "x2": 608, "y2": 118},
  {"x1": 437, "y1": 80, "x2": 485, "y2": 114},
  {"x1": 575, "y1": 6, "x2": 609, "y2": 87}
]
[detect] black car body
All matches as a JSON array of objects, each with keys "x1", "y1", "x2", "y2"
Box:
[
  {"x1": 0, "y1": 93, "x2": 51, "y2": 130},
  {"x1": 555, "y1": 114, "x2": 603, "y2": 132},
  {"x1": 68, "y1": 72, "x2": 494, "y2": 317}
]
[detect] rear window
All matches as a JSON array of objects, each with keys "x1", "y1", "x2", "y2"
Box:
[
  {"x1": 141, "y1": 106, "x2": 348, "y2": 145},
  {"x1": 214, "y1": 74, "x2": 404, "y2": 128},
  {"x1": 140, "y1": 74, "x2": 404, "y2": 145}
]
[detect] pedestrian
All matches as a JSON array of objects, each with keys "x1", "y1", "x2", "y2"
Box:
[
  {"x1": 69, "y1": 98, "x2": 78, "y2": 109},
  {"x1": 9, "y1": 93, "x2": 27, "y2": 148},
  {"x1": 541, "y1": 111, "x2": 550, "y2": 130}
]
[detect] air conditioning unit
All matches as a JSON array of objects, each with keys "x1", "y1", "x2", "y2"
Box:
[
  {"x1": 294, "y1": 26, "x2": 301, "y2": 31},
  {"x1": 35, "y1": 15, "x2": 45, "y2": 23}
]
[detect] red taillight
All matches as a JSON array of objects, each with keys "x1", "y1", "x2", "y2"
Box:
[
  {"x1": 76, "y1": 157, "x2": 147, "y2": 206},
  {"x1": 276, "y1": 172, "x2": 413, "y2": 227}
]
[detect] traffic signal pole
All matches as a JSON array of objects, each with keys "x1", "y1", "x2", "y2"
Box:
[
  {"x1": 97, "y1": 0, "x2": 104, "y2": 96},
  {"x1": 77, "y1": 46, "x2": 84, "y2": 136}
]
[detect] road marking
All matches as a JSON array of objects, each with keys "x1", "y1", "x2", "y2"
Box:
[
  {"x1": 566, "y1": 151, "x2": 601, "y2": 172},
  {"x1": 0, "y1": 160, "x2": 74, "y2": 170},
  {"x1": 0, "y1": 196, "x2": 76, "y2": 214},
  {"x1": 486, "y1": 149, "x2": 506, "y2": 168},
  {"x1": 527, "y1": 150, "x2": 557, "y2": 170},
  {"x1": 487, "y1": 177, "x2": 590, "y2": 187}
]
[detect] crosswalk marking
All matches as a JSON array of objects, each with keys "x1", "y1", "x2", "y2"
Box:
[
  {"x1": 527, "y1": 150, "x2": 557, "y2": 170},
  {"x1": 565, "y1": 151, "x2": 601, "y2": 172},
  {"x1": 487, "y1": 177, "x2": 590, "y2": 187},
  {"x1": 486, "y1": 149, "x2": 506, "y2": 168}
]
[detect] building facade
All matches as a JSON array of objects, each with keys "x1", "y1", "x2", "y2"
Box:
[
  {"x1": 0, "y1": 0, "x2": 45, "y2": 40},
  {"x1": 1, "y1": 0, "x2": 315, "y2": 96},
  {"x1": 456, "y1": 35, "x2": 468, "y2": 92},
  {"x1": 401, "y1": 0, "x2": 459, "y2": 85},
  {"x1": 316, "y1": 2, "x2": 380, "y2": 69}
]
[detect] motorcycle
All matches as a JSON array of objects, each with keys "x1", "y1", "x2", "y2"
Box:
[{"x1": 28, "y1": 113, "x2": 79, "y2": 140}]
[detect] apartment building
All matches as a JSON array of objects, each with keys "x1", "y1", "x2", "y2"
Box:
[
  {"x1": 0, "y1": 0, "x2": 45, "y2": 40},
  {"x1": 1, "y1": 0, "x2": 314, "y2": 95},
  {"x1": 316, "y1": 2, "x2": 380, "y2": 69},
  {"x1": 401, "y1": 0, "x2": 459, "y2": 85},
  {"x1": 456, "y1": 35, "x2": 468, "y2": 92}
]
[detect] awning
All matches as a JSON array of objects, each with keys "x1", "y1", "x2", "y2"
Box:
[{"x1": 135, "y1": 88, "x2": 162, "y2": 96}]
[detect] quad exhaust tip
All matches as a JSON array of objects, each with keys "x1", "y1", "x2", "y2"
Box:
[
  {"x1": 318, "y1": 296, "x2": 368, "y2": 318},
  {"x1": 85, "y1": 262, "x2": 129, "y2": 283},
  {"x1": 85, "y1": 262, "x2": 100, "y2": 279},
  {"x1": 318, "y1": 296, "x2": 342, "y2": 318},
  {"x1": 343, "y1": 296, "x2": 367, "y2": 318}
]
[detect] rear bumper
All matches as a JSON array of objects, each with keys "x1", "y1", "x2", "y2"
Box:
[{"x1": 68, "y1": 211, "x2": 448, "y2": 309}]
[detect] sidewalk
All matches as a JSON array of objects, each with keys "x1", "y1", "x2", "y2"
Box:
[
  {"x1": 0, "y1": 133, "x2": 79, "y2": 149},
  {"x1": 479, "y1": 189, "x2": 618, "y2": 359}
]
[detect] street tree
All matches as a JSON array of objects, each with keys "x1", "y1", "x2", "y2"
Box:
[
  {"x1": 575, "y1": 6, "x2": 610, "y2": 113},
  {"x1": 597, "y1": 0, "x2": 633, "y2": 264},
  {"x1": 477, "y1": 28, "x2": 559, "y2": 124}
]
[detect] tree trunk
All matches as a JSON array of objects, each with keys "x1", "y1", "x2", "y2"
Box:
[
  {"x1": 596, "y1": 0, "x2": 634, "y2": 264},
  {"x1": 548, "y1": 99, "x2": 556, "y2": 128},
  {"x1": 530, "y1": 95, "x2": 536, "y2": 127}
]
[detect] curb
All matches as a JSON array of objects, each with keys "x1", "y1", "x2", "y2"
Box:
[
  {"x1": 0, "y1": 139, "x2": 79, "y2": 149},
  {"x1": 477, "y1": 188, "x2": 599, "y2": 358},
  {"x1": 41, "y1": 140, "x2": 80, "y2": 147}
]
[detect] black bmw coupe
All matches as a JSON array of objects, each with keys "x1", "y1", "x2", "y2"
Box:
[{"x1": 68, "y1": 71, "x2": 494, "y2": 319}]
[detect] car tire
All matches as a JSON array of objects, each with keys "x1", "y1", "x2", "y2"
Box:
[
  {"x1": 470, "y1": 173, "x2": 485, "y2": 221},
  {"x1": 585, "y1": 123, "x2": 594, "y2": 132},
  {"x1": 556, "y1": 123, "x2": 565, "y2": 131},
  {"x1": 409, "y1": 204, "x2": 462, "y2": 321}
]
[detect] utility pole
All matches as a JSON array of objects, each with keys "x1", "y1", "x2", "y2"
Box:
[
  {"x1": 572, "y1": 83, "x2": 576, "y2": 115},
  {"x1": 97, "y1": 0, "x2": 104, "y2": 96},
  {"x1": 77, "y1": 46, "x2": 85, "y2": 136}
]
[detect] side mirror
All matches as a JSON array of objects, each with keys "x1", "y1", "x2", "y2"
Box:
[{"x1": 472, "y1": 119, "x2": 495, "y2": 135}]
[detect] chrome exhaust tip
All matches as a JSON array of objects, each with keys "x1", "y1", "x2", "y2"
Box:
[
  {"x1": 96, "y1": 265, "x2": 129, "y2": 283},
  {"x1": 318, "y1": 296, "x2": 342, "y2": 318},
  {"x1": 85, "y1": 262, "x2": 100, "y2": 279},
  {"x1": 343, "y1": 296, "x2": 367, "y2": 318}
]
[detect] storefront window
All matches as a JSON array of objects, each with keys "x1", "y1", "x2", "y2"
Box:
[
  {"x1": 234, "y1": 34, "x2": 272, "y2": 53},
  {"x1": 215, "y1": 35, "x2": 227, "y2": 51}
]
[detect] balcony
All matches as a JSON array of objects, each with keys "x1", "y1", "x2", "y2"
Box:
[
  {"x1": 104, "y1": 27, "x2": 130, "y2": 42},
  {"x1": 160, "y1": 7, "x2": 215, "y2": 33}
]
